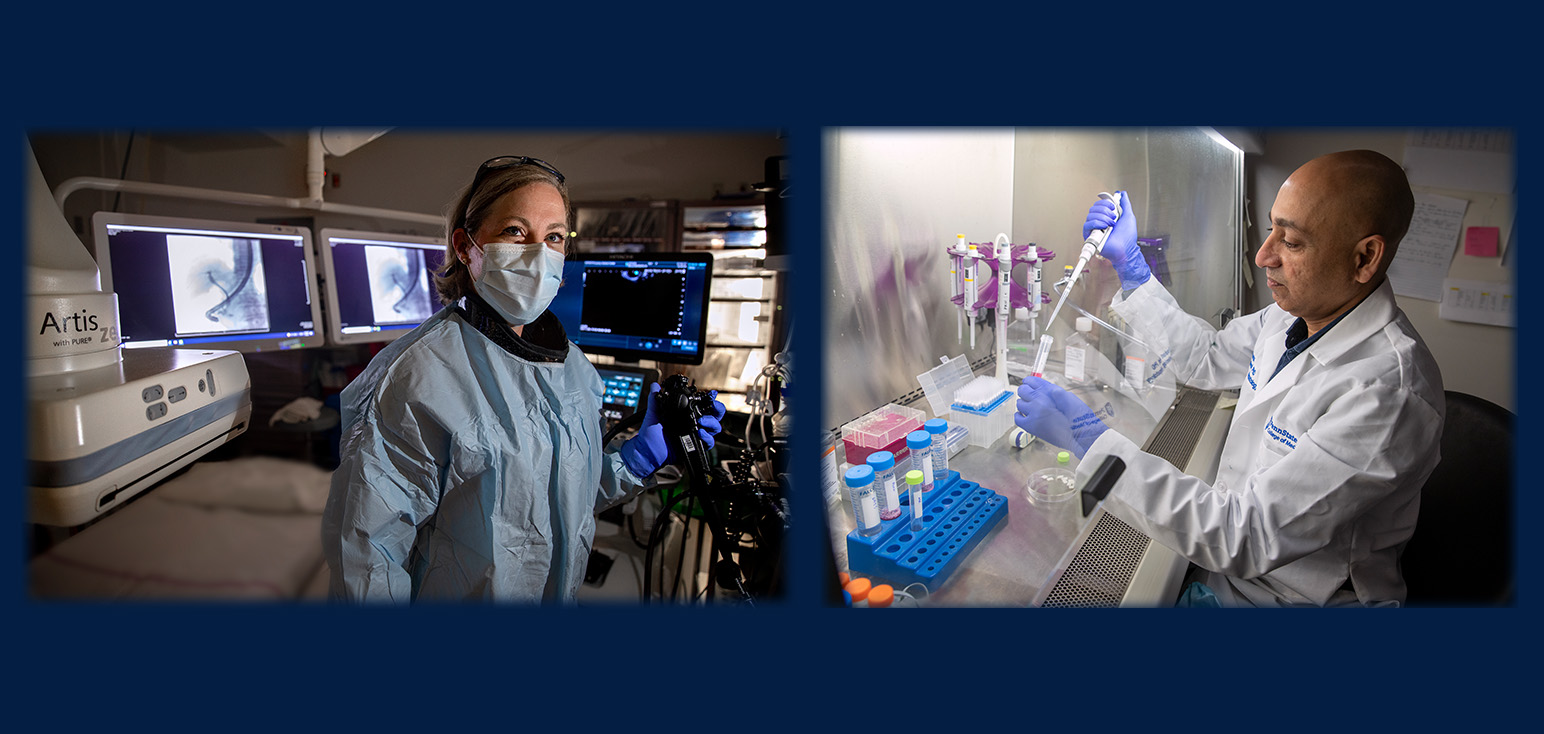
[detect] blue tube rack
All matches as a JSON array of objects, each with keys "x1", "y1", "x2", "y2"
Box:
[{"x1": 846, "y1": 470, "x2": 1008, "y2": 592}]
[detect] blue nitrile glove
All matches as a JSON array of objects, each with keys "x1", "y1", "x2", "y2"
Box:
[
  {"x1": 1083, "y1": 190, "x2": 1149, "y2": 291},
  {"x1": 695, "y1": 392, "x2": 727, "y2": 453},
  {"x1": 1013, "y1": 375, "x2": 1111, "y2": 459},
  {"x1": 620, "y1": 383, "x2": 727, "y2": 477}
]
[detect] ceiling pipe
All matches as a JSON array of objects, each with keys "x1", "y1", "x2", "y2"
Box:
[{"x1": 52, "y1": 128, "x2": 441, "y2": 227}]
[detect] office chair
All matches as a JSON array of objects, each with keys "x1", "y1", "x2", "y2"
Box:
[{"x1": 1400, "y1": 390, "x2": 1514, "y2": 607}]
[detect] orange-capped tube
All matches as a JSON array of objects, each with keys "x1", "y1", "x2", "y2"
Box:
[
  {"x1": 845, "y1": 577, "x2": 872, "y2": 607},
  {"x1": 839, "y1": 571, "x2": 851, "y2": 586},
  {"x1": 869, "y1": 584, "x2": 894, "y2": 608}
]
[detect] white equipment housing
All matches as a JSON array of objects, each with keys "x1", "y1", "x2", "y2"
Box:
[{"x1": 27, "y1": 143, "x2": 251, "y2": 527}]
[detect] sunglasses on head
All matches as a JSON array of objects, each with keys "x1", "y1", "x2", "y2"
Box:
[
  {"x1": 458, "y1": 155, "x2": 566, "y2": 233},
  {"x1": 469, "y1": 155, "x2": 565, "y2": 191}
]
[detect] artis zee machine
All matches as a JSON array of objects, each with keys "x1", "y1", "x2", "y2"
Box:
[{"x1": 26, "y1": 143, "x2": 251, "y2": 528}]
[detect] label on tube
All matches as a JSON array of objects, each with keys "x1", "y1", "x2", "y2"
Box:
[{"x1": 853, "y1": 485, "x2": 880, "y2": 529}]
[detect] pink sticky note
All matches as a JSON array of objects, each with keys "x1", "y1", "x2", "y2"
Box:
[{"x1": 1465, "y1": 226, "x2": 1500, "y2": 257}]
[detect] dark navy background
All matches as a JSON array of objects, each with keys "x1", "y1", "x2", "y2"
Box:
[{"x1": 3, "y1": 4, "x2": 1534, "y2": 731}]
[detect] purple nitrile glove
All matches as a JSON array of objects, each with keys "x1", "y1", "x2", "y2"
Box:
[
  {"x1": 1013, "y1": 375, "x2": 1111, "y2": 459},
  {"x1": 1083, "y1": 190, "x2": 1149, "y2": 291}
]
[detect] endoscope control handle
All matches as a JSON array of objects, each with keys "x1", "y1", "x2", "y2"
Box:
[
  {"x1": 674, "y1": 431, "x2": 713, "y2": 477},
  {"x1": 1080, "y1": 454, "x2": 1127, "y2": 518}
]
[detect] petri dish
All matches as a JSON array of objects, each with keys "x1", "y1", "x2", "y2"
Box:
[{"x1": 1027, "y1": 466, "x2": 1078, "y2": 505}]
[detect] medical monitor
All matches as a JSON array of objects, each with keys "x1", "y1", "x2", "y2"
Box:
[
  {"x1": 93, "y1": 212, "x2": 326, "y2": 353},
  {"x1": 594, "y1": 363, "x2": 661, "y2": 425},
  {"x1": 549, "y1": 252, "x2": 713, "y2": 365},
  {"x1": 317, "y1": 228, "x2": 448, "y2": 346}
]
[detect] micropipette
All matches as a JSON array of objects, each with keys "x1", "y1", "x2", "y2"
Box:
[
  {"x1": 1031, "y1": 191, "x2": 1122, "y2": 378},
  {"x1": 964, "y1": 241, "x2": 979, "y2": 350},
  {"x1": 953, "y1": 234, "x2": 965, "y2": 344},
  {"x1": 994, "y1": 234, "x2": 1011, "y2": 383}
]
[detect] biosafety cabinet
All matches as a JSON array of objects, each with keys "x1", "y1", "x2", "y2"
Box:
[{"x1": 823, "y1": 127, "x2": 1246, "y2": 606}]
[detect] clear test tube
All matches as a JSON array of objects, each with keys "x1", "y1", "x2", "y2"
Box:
[
  {"x1": 866, "y1": 450, "x2": 902, "y2": 522},
  {"x1": 904, "y1": 470, "x2": 926, "y2": 531},
  {"x1": 844, "y1": 465, "x2": 882, "y2": 537},
  {"x1": 906, "y1": 430, "x2": 935, "y2": 493},
  {"x1": 924, "y1": 418, "x2": 949, "y2": 486}
]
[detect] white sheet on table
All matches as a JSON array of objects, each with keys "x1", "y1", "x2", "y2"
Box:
[
  {"x1": 30, "y1": 457, "x2": 333, "y2": 601},
  {"x1": 154, "y1": 455, "x2": 334, "y2": 514}
]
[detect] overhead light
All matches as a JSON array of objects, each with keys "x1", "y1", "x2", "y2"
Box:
[{"x1": 320, "y1": 128, "x2": 393, "y2": 157}]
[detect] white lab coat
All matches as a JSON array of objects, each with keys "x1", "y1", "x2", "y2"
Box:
[{"x1": 1077, "y1": 277, "x2": 1444, "y2": 607}]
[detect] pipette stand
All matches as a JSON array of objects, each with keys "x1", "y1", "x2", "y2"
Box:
[
  {"x1": 845, "y1": 470, "x2": 1009, "y2": 594},
  {"x1": 947, "y1": 237, "x2": 1056, "y2": 382}
]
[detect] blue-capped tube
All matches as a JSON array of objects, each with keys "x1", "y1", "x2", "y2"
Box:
[
  {"x1": 866, "y1": 451, "x2": 902, "y2": 521},
  {"x1": 924, "y1": 418, "x2": 949, "y2": 485},
  {"x1": 845, "y1": 464, "x2": 882, "y2": 537},
  {"x1": 906, "y1": 430, "x2": 935, "y2": 494}
]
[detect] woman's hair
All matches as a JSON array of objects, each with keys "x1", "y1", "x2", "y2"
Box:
[{"x1": 433, "y1": 162, "x2": 572, "y2": 305}]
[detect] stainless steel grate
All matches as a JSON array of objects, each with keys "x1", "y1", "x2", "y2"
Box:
[
  {"x1": 1040, "y1": 513, "x2": 1152, "y2": 607},
  {"x1": 1038, "y1": 387, "x2": 1221, "y2": 607},
  {"x1": 1145, "y1": 388, "x2": 1220, "y2": 469}
]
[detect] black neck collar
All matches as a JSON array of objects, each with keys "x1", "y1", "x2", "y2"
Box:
[{"x1": 456, "y1": 292, "x2": 569, "y2": 363}]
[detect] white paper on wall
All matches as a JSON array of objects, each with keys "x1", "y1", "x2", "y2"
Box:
[
  {"x1": 1387, "y1": 193, "x2": 1468, "y2": 302},
  {"x1": 1439, "y1": 278, "x2": 1513, "y2": 328},
  {"x1": 1403, "y1": 129, "x2": 1515, "y2": 194}
]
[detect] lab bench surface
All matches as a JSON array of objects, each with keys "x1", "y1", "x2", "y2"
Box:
[{"x1": 827, "y1": 380, "x2": 1189, "y2": 607}]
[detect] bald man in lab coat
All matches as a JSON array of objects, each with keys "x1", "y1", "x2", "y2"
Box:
[{"x1": 1014, "y1": 150, "x2": 1444, "y2": 607}]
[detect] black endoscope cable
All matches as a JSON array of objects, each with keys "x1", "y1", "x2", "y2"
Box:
[
  {"x1": 607, "y1": 398, "x2": 754, "y2": 604},
  {"x1": 643, "y1": 485, "x2": 696, "y2": 603},
  {"x1": 603, "y1": 412, "x2": 645, "y2": 446},
  {"x1": 672, "y1": 495, "x2": 694, "y2": 601}
]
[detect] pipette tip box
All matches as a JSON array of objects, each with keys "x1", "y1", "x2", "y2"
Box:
[
  {"x1": 840, "y1": 403, "x2": 925, "y2": 465},
  {"x1": 845, "y1": 470, "x2": 1009, "y2": 593},
  {"x1": 950, "y1": 390, "x2": 1015, "y2": 448}
]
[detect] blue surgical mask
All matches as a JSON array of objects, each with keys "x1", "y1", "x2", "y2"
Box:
[{"x1": 469, "y1": 240, "x2": 564, "y2": 326}]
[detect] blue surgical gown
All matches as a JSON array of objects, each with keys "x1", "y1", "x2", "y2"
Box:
[{"x1": 322, "y1": 299, "x2": 651, "y2": 602}]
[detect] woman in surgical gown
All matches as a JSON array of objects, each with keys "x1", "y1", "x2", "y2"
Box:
[{"x1": 322, "y1": 156, "x2": 724, "y2": 603}]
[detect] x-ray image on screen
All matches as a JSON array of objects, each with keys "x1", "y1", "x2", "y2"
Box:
[
  {"x1": 166, "y1": 234, "x2": 271, "y2": 336},
  {"x1": 365, "y1": 244, "x2": 434, "y2": 325}
]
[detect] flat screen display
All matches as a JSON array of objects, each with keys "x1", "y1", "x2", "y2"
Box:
[
  {"x1": 548, "y1": 252, "x2": 713, "y2": 365},
  {"x1": 93, "y1": 212, "x2": 325, "y2": 353},
  {"x1": 594, "y1": 364, "x2": 660, "y2": 424},
  {"x1": 317, "y1": 228, "x2": 447, "y2": 345}
]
